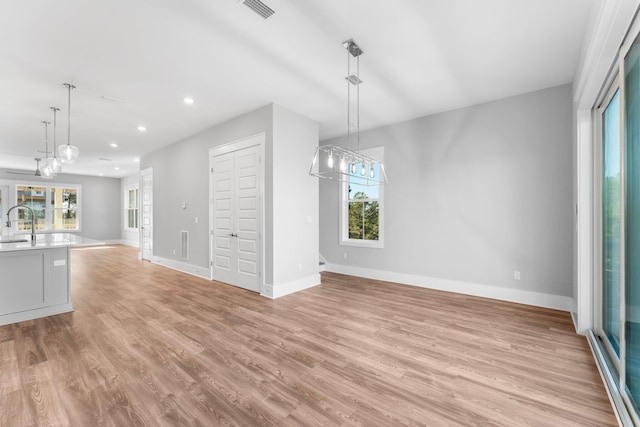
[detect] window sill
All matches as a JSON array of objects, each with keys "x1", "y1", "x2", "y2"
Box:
[{"x1": 340, "y1": 239, "x2": 384, "y2": 249}]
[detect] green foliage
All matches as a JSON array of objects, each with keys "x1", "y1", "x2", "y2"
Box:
[{"x1": 348, "y1": 190, "x2": 379, "y2": 240}]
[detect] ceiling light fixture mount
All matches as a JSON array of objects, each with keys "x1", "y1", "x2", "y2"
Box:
[
  {"x1": 58, "y1": 83, "x2": 80, "y2": 164},
  {"x1": 309, "y1": 39, "x2": 387, "y2": 186}
]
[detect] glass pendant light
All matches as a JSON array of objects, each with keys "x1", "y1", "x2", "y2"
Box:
[
  {"x1": 40, "y1": 121, "x2": 55, "y2": 179},
  {"x1": 339, "y1": 157, "x2": 347, "y2": 172},
  {"x1": 369, "y1": 163, "x2": 375, "y2": 178},
  {"x1": 58, "y1": 83, "x2": 80, "y2": 164},
  {"x1": 327, "y1": 148, "x2": 334, "y2": 168},
  {"x1": 48, "y1": 107, "x2": 62, "y2": 174}
]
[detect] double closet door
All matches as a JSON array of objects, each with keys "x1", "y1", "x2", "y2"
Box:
[{"x1": 210, "y1": 142, "x2": 261, "y2": 293}]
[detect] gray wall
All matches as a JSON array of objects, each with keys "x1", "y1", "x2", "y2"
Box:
[
  {"x1": 0, "y1": 171, "x2": 121, "y2": 241},
  {"x1": 320, "y1": 84, "x2": 574, "y2": 297},
  {"x1": 141, "y1": 105, "x2": 275, "y2": 278}
]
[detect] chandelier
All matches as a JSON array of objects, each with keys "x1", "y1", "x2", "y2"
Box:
[{"x1": 309, "y1": 39, "x2": 387, "y2": 186}]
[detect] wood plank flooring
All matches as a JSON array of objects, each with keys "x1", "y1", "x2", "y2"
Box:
[{"x1": 0, "y1": 245, "x2": 615, "y2": 426}]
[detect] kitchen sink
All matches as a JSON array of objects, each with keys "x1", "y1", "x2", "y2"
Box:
[{"x1": 0, "y1": 239, "x2": 29, "y2": 244}]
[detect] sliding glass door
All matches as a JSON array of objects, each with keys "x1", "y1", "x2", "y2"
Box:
[
  {"x1": 597, "y1": 24, "x2": 640, "y2": 424},
  {"x1": 602, "y1": 86, "x2": 621, "y2": 360}
]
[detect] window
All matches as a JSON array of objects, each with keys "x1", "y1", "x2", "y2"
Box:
[
  {"x1": 125, "y1": 186, "x2": 139, "y2": 230},
  {"x1": 14, "y1": 184, "x2": 80, "y2": 232},
  {"x1": 340, "y1": 147, "x2": 384, "y2": 248}
]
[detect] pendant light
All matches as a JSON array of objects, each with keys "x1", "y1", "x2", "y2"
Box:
[
  {"x1": 39, "y1": 121, "x2": 54, "y2": 179},
  {"x1": 44, "y1": 106, "x2": 63, "y2": 174},
  {"x1": 58, "y1": 83, "x2": 79, "y2": 164},
  {"x1": 309, "y1": 39, "x2": 387, "y2": 186}
]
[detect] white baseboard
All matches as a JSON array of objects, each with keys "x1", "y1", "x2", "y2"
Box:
[
  {"x1": 261, "y1": 274, "x2": 321, "y2": 299},
  {"x1": 149, "y1": 255, "x2": 210, "y2": 280},
  {"x1": 0, "y1": 303, "x2": 74, "y2": 327},
  {"x1": 325, "y1": 264, "x2": 575, "y2": 312},
  {"x1": 104, "y1": 239, "x2": 139, "y2": 247}
]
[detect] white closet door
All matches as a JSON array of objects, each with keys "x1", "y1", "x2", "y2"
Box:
[
  {"x1": 234, "y1": 147, "x2": 260, "y2": 291},
  {"x1": 212, "y1": 152, "x2": 235, "y2": 285},
  {"x1": 140, "y1": 168, "x2": 153, "y2": 260},
  {"x1": 211, "y1": 144, "x2": 261, "y2": 292}
]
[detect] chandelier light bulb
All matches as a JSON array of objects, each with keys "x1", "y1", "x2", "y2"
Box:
[
  {"x1": 351, "y1": 163, "x2": 357, "y2": 174},
  {"x1": 327, "y1": 150, "x2": 334, "y2": 169},
  {"x1": 361, "y1": 161, "x2": 366, "y2": 176},
  {"x1": 369, "y1": 164, "x2": 375, "y2": 178},
  {"x1": 339, "y1": 157, "x2": 347, "y2": 172}
]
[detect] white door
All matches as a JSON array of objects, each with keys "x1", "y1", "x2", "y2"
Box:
[
  {"x1": 211, "y1": 142, "x2": 261, "y2": 292},
  {"x1": 140, "y1": 168, "x2": 153, "y2": 260}
]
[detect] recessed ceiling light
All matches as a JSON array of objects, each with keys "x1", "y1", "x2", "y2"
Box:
[
  {"x1": 114, "y1": 166, "x2": 120, "y2": 170},
  {"x1": 134, "y1": 157, "x2": 140, "y2": 162},
  {"x1": 137, "y1": 126, "x2": 146, "y2": 132},
  {"x1": 99, "y1": 173, "x2": 104, "y2": 176},
  {"x1": 110, "y1": 143, "x2": 118, "y2": 148},
  {"x1": 183, "y1": 97, "x2": 194, "y2": 104}
]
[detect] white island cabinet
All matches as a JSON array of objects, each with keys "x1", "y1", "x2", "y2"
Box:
[{"x1": 0, "y1": 233, "x2": 103, "y2": 326}]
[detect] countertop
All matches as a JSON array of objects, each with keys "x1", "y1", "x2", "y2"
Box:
[{"x1": 0, "y1": 233, "x2": 105, "y2": 252}]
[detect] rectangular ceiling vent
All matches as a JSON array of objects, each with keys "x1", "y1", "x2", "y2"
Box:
[{"x1": 239, "y1": 0, "x2": 275, "y2": 19}]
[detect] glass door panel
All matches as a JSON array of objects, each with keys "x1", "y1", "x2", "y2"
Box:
[
  {"x1": 603, "y1": 88, "x2": 621, "y2": 357},
  {"x1": 625, "y1": 33, "x2": 640, "y2": 412}
]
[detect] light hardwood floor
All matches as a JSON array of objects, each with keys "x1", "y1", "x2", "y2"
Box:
[{"x1": 0, "y1": 245, "x2": 615, "y2": 426}]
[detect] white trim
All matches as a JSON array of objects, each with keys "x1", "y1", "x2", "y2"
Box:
[
  {"x1": 587, "y1": 331, "x2": 634, "y2": 426},
  {"x1": 149, "y1": 255, "x2": 210, "y2": 280},
  {"x1": 104, "y1": 239, "x2": 139, "y2": 247},
  {"x1": 261, "y1": 274, "x2": 321, "y2": 299},
  {"x1": 123, "y1": 184, "x2": 139, "y2": 232},
  {"x1": 0, "y1": 303, "x2": 73, "y2": 327},
  {"x1": 339, "y1": 146, "x2": 384, "y2": 248},
  {"x1": 325, "y1": 263, "x2": 574, "y2": 312}
]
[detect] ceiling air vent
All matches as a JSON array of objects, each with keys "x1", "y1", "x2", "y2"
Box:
[{"x1": 239, "y1": 0, "x2": 274, "y2": 19}]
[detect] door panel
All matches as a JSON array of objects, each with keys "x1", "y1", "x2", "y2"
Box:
[
  {"x1": 234, "y1": 147, "x2": 260, "y2": 291},
  {"x1": 141, "y1": 168, "x2": 153, "y2": 260},
  {"x1": 212, "y1": 153, "x2": 234, "y2": 285}
]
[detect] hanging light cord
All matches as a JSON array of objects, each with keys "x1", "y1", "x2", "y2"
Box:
[
  {"x1": 64, "y1": 83, "x2": 76, "y2": 147},
  {"x1": 42, "y1": 121, "x2": 50, "y2": 156},
  {"x1": 357, "y1": 54, "x2": 360, "y2": 154},
  {"x1": 347, "y1": 47, "x2": 351, "y2": 152},
  {"x1": 50, "y1": 107, "x2": 59, "y2": 158}
]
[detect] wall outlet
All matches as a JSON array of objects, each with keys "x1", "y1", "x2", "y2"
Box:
[
  {"x1": 195, "y1": 216, "x2": 198, "y2": 224},
  {"x1": 514, "y1": 271, "x2": 521, "y2": 280},
  {"x1": 344, "y1": 252, "x2": 348, "y2": 259},
  {"x1": 172, "y1": 249, "x2": 176, "y2": 255}
]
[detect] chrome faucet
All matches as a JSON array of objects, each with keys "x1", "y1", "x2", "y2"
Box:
[{"x1": 6, "y1": 205, "x2": 36, "y2": 243}]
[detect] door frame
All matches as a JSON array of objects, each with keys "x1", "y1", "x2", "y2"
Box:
[
  {"x1": 139, "y1": 167, "x2": 153, "y2": 261},
  {"x1": 209, "y1": 133, "x2": 265, "y2": 292}
]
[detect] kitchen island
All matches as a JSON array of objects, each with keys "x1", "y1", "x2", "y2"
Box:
[{"x1": 0, "y1": 233, "x2": 103, "y2": 326}]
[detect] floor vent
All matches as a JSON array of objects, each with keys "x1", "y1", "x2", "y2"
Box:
[
  {"x1": 180, "y1": 231, "x2": 189, "y2": 260},
  {"x1": 240, "y1": 0, "x2": 275, "y2": 19}
]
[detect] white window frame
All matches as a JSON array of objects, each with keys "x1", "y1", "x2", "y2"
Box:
[
  {"x1": 12, "y1": 182, "x2": 81, "y2": 233},
  {"x1": 339, "y1": 146, "x2": 384, "y2": 248},
  {"x1": 124, "y1": 184, "x2": 139, "y2": 231}
]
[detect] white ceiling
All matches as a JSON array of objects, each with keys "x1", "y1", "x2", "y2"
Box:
[{"x1": 0, "y1": 0, "x2": 598, "y2": 178}]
